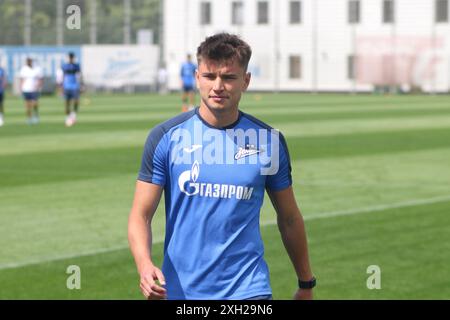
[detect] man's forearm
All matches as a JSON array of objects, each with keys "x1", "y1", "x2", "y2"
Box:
[
  {"x1": 128, "y1": 212, "x2": 155, "y2": 273},
  {"x1": 278, "y1": 213, "x2": 313, "y2": 281}
]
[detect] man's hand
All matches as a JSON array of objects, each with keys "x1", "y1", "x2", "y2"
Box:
[
  {"x1": 294, "y1": 288, "x2": 313, "y2": 300},
  {"x1": 139, "y1": 264, "x2": 167, "y2": 300}
]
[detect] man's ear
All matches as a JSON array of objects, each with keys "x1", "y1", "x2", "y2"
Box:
[
  {"x1": 243, "y1": 72, "x2": 251, "y2": 91},
  {"x1": 195, "y1": 69, "x2": 200, "y2": 89}
]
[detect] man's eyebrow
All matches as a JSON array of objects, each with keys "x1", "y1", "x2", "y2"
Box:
[
  {"x1": 221, "y1": 73, "x2": 238, "y2": 77},
  {"x1": 200, "y1": 72, "x2": 239, "y2": 77}
]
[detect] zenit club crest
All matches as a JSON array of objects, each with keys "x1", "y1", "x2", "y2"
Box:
[{"x1": 234, "y1": 144, "x2": 263, "y2": 160}]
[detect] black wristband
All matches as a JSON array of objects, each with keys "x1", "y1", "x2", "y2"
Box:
[{"x1": 298, "y1": 277, "x2": 316, "y2": 289}]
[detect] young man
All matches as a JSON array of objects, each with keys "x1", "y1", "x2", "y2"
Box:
[
  {"x1": 60, "y1": 52, "x2": 82, "y2": 127},
  {"x1": 0, "y1": 66, "x2": 6, "y2": 126},
  {"x1": 19, "y1": 58, "x2": 43, "y2": 125},
  {"x1": 180, "y1": 54, "x2": 196, "y2": 112},
  {"x1": 128, "y1": 33, "x2": 315, "y2": 300}
]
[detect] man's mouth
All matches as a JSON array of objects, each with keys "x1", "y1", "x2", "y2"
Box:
[{"x1": 210, "y1": 96, "x2": 228, "y2": 102}]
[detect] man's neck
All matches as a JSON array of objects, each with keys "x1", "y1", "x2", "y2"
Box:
[{"x1": 198, "y1": 104, "x2": 239, "y2": 129}]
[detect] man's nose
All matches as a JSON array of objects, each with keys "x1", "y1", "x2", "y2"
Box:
[{"x1": 212, "y1": 77, "x2": 224, "y2": 91}]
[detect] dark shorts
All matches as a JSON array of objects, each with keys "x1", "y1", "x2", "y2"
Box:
[
  {"x1": 22, "y1": 92, "x2": 39, "y2": 101},
  {"x1": 0, "y1": 92, "x2": 3, "y2": 103},
  {"x1": 183, "y1": 84, "x2": 195, "y2": 93},
  {"x1": 64, "y1": 89, "x2": 80, "y2": 100}
]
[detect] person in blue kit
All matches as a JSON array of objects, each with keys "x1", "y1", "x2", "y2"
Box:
[
  {"x1": 180, "y1": 54, "x2": 197, "y2": 112},
  {"x1": 128, "y1": 33, "x2": 315, "y2": 300},
  {"x1": 59, "y1": 52, "x2": 82, "y2": 127}
]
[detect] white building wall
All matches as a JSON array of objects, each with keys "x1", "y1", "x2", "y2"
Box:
[{"x1": 164, "y1": 0, "x2": 450, "y2": 92}]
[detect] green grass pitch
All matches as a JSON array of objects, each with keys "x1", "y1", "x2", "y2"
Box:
[{"x1": 0, "y1": 92, "x2": 449, "y2": 299}]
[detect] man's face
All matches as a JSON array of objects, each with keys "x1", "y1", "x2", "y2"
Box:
[{"x1": 196, "y1": 58, "x2": 251, "y2": 114}]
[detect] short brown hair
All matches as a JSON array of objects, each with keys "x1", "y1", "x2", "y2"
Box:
[{"x1": 196, "y1": 33, "x2": 252, "y2": 71}]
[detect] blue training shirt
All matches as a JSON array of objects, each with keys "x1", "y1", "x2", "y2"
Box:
[
  {"x1": 180, "y1": 62, "x2": 196, "y2": 86},
  {"x1": 61, "y1": 62, "x2": 81, "y2": 90},
  {"x1": 138, "y1": 107, "x2": 292, "y2": 300}
]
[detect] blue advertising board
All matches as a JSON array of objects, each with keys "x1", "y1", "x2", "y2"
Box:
[{"x1": 0, "y1": 46, "x2": 81, "y2": 84}]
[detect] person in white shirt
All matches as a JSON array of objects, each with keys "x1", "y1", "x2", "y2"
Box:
[
  {"x1": 19, "y1": 58, "x2": 43, "y2": 125},
  {"x1": 157, "y1": 64, "x2": 168, "y2": 95}
]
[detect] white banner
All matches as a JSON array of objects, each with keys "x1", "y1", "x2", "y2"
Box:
[{"x1": 82, "y1": 45, "x2": 159, "y2": 88}]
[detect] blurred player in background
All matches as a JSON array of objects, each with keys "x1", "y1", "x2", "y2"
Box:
[
  {"x1": 180, "y1": 54, "x2": 196, "y2": 112},
  {"x1": 59, "y1": 52, "x2": 82, "y2": 127},
  {"x1": 19, "y1": 58, "x2": 43, "y2": 125},
  {"x1": 157, "y1": 62, "x2": 168, "y2": 95},
  {"x1": 0, "y1": 65, "x2": 6, "y2": 126}
]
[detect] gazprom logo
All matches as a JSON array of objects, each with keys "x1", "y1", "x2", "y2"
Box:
[
  {"x1": 191, "y1": 161, "x2": 200, "y2": 182},
  {"x1": 178, "y1": 161, "x2": 200, "y2": 196},
  {"x1": 177, "y1": 161, "x2": 254, "y2": 200}
]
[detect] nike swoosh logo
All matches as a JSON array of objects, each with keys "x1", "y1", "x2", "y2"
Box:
[{"x1": 183, "y1": 144, "x2": 202, "y2": 153}]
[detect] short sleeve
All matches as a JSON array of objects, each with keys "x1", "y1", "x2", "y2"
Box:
[
  {"x1": 265, "y1": 132, "x2": 292, "y2": 192},
  {"x1": 138, "y1": 126, "x2": 168, "y2": 186}
]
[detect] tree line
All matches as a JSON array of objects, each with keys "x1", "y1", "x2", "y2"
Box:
[{"x1": 0, "y1": 0, "x2": 161, "y2": 45}]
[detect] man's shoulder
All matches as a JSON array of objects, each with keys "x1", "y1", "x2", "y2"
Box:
[
  {"x1": 34, "y1": 66, "x2": 43, "y2": 76},
  {"x1": 147, "y1": 109, "x2": 197, "y2": 142},
  {"x1": 240, "y1": 110, "x2": 289, "y2": 144},
  {"x1": 62, "y1": 63, "x2": 74, "y2": 68},
  {"x1": 240, "y1": 111, "x2": 274, "y2": 131},
  {"x1": 19, "y1": 66, "x2": 29, "y2": 76},
  {"x1": 181, "y1": 62, "x2": 196, "y2": 68}
]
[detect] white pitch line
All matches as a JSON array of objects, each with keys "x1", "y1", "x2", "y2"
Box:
[
  {"x1": 261, "y1": 194, "x2": 450, "y2": 226},
  {"x1": 1, "y1": 194, "x2": 449, "y2": 271}
]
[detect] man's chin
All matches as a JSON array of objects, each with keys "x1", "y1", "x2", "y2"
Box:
[{"x1": 205, "y1": 102, "x2": 229, "y2": 112}]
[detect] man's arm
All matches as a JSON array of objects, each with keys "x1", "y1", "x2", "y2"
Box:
[
  {"x1": 267, "y1": 186, "x2": 314, "y2": 300},
  {"x1": 78, "y1": 72, "x2": 84, "y2": 92},
  {"x1": 2, "y1": 72, "x2": 6, "y2": 90},
  {"x1": 37, "y1": 77, "x2": 44, "y2": 91},
  {"x1": 77, "y1": 64, "x2": 84, "y2": 92},
  {"x1": 36, "y1": 68, "x2": 44, "y2": 91},
  {"x1": 19, "y1": 71, "x2": 24, "y2": 93},
  {"x1": 56, "y1": 68, "x2": 63, "y2": 95},
  {"x1": 128, "y1": 180, "x2": 167, "y2": 299}
]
